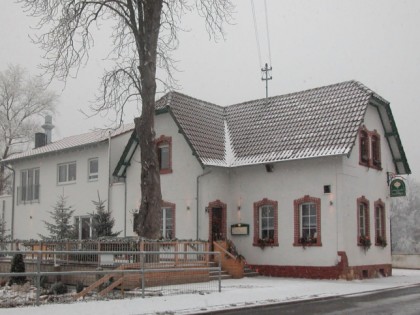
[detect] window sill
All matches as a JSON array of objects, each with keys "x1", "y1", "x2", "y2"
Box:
[
  {"x1": 253, "y1": 242, "x2": 279, "y2": 248},
  {"x1": 57, "y1": 181, "x2": 76, "y2": 186},
  {"x1": 293, "y1": 243, "x2": 322, "y2": 247},
  {"x1": 160, "y1": 169, "x2": 173, "y2": 175}
]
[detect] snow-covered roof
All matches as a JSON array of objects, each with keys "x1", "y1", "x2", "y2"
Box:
[
  {"x1": 156, "y1": 80, "x2": 410, "y2": 174},
  {"x1": 2, "y1": 123, "x2": 135, "y2": 163}
]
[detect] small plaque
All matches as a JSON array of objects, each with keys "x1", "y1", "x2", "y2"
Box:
[{"x1": 231, "y1": 223, "x2": 249, "y2": 235}]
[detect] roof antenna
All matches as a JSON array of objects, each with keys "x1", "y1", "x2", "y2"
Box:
[{"x1": 261, "y1": 63, "x2": 272, "y2": 99}]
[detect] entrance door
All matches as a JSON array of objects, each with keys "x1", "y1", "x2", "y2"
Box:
[{"x1": 211, "y1": 207, "x2": 224, "y2": 242}]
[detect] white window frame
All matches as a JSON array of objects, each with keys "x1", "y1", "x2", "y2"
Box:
[
  {"x1": 259, "y1": 205, "x2": 274, "y2": 240},
  {"x1": 300, "y1": 202, "x2": 317, "y2": 239},
  {"x1": 75, "y1": 216, "x2": 92, "y2": 240},
  {"x1": 158, "y1": 144, "x2": 170, "y2": 170},
  {"x1": 375, "y1": 205, "x2": 384, "y2": 238},
  {"x1": 359, "y1": 203, "x2": 367, "y2": 237},
  {"x1": 161, "y1": 207, "x2": 174, "y2": 239},
  {"x1": 57, "y1": 162, "x2": 77, "y2": 184},
  {"x1": 88, "y1": 158, "x2": 99, "y2": 181},
  {"x1": 20, "y1": 168, "x2": 40, "y2": 203}
]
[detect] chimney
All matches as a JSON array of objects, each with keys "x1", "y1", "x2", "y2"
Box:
[
  {"x1": 34, "y1": 132, "x2": 47, "y2": 148},
  {"x1": 42, "y1": 115, "x2": 54, "y2": 144}
]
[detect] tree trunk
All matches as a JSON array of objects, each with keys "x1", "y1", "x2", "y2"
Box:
[{"x1": 133, "y1": 0, "x2": 163, "y2": 239}]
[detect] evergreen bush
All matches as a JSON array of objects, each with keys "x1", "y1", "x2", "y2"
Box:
[{"x1": 9, "y1": 253, "x2": 26, "y2": 285}]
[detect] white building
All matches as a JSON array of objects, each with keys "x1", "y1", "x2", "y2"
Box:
[{"x1": 0, "y1": 80, "x2": 410, "y2": 279}]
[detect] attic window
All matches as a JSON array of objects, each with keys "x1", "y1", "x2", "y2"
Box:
[
  {"x1": 156, "y1": 135, "x2": 172, "y2": 175},
  {"x1": 359, "y1": 127, "x2": 382, "y2": 170},
  {"x1": 359, "y1": 129, "x2": 369, "y2": 166}
]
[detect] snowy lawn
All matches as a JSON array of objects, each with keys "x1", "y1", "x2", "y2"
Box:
[{"x1": 2, "y1": 268, "x2": 420, "y2": 315}]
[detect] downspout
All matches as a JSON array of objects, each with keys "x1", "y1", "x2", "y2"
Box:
[
  {"x1": 107, "y1": 131, "x2": 112, "y2": 211},
  {"x1": 124, "y1": 178, "x2": 127, "y2": 237},
  {"x1": 196, "y1": 170, "x2": 212, "y2": 240},
  {"x1": 3, "y1": 164, "x2": 15, "y2": 242}
]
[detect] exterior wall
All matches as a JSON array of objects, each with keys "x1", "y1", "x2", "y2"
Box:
[
  {"x1": 338, "y1": 103, "x2": 395, "y2": 268},
  {"x1": 6, "y1": 132, "x2": 131, "y2": 240},
  {"x1": 0, "y1": 195, "x2": 12, "y2": 238},
  {"x1": 124, "y1": 113, "x2": 205, "y2": 239},
  {"x1": 224, "y1": 156, "x2": 341, "y2": 267}
]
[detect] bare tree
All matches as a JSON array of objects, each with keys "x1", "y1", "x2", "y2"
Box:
[
  {"x1": 0, "y1": 64, "x2": 56, "y2": 194},
  {"x1": 18, "y1": 0, "x2": 234, "y2": 238}
]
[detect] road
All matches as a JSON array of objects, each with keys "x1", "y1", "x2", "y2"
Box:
[{"x1": 204, "y1": 284, "x2": 420, "y2": 315}]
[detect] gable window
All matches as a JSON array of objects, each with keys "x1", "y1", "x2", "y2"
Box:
[
  {"x1": 374, "y1": 200, "x2": 386, "y2": 246},
  {"x1": 294, "y1": 196, "x2": 321, "y2": 246},
  {"x1": 18, "y1": 168, "x2": 40, "y2": 204},
  {"x1": 253, "y1": 198, "x2": 278, "y2": 246},
  {"x1": 75, "y1": 216, "x2": 92, "y2": 240},
  {"x1": 357, "y1": 196, "x2": 370, "y2": 245},
  {"x1": 359, "y1": 127, "x2": 382, "y2": 170},
  {"x1": 58, "y1": 162, "x2": 76, "y2": 184},
  {"x1": 359, "y1": 129, "x2": 369, "y2": 166},
  {"x1": 371, "y1": 133, "x2": 381, "y2": 168},
  {"x1": 156, "y1": 135, "x2": 172, "y2": 174},
  {"x1": 161, "y1": 201, "x2": 175, "y2": 239},
  {"x1": 88, "y1": 158, "x2": 99, "y2": 181}
]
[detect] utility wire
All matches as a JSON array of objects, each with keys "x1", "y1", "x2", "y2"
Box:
[
  {"x1": 251, "y1": 0, "x2": 262, "y2": 68},
  {"x1": 264, "y1": 0, "x2": 272, "y2": 66}
]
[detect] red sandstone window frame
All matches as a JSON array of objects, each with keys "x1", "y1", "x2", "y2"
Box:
[
  {"x1": 357, "y1": 196, "x2": 370, "y2": 245},
  {"x1": 161, "y1": 200, "x2": 176, "y2": 239},
  {"x1": 358, "y1": 127, "x2": 382, "y2": 170},
  {"x1": 253, "y1": 198, "x2": 279, "y2": 247},
  {"x1": 156, "y1": 135, "x2": 172, "y2": 175},
  {"x1": 374, "y1": 199, "x2": 386, "y2": 246},
  {"x1": 293, "y1": 195, "x2": 321, "y2": 247}
]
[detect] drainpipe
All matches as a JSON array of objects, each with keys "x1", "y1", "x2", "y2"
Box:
[
  {"x1": 196, "y1": 170, "x2": 212, "y2": 240},
  {"x1": 124, "y1": 179, "x2": 127, "y2": 237},
  {"x1": 107, "y1": 131, "x2": 112, "y2": 211},
  {"x1": 3, "y1": 164, "x2": 15, "y2": 242}
]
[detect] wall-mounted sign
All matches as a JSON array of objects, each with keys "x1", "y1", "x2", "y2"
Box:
[
  {"x1": 390, "y1": 178, "x2": 406, "y2": 197},
  {"x1": 231, "y1": 223, "x2": 249, "y2": 236}
]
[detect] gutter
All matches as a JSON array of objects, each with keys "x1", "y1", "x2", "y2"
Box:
[{"x1": 196, "y1": 170, "x2": 211, "y2": 240}]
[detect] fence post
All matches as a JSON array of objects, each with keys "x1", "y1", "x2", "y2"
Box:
[
  {"x1": 141, "y1": 251, "x2": 145, "y2": 298},
  {"x1": 218, "y1": 252, "x2": 221, "y2": 293},
  {"x1": 36, "y1": 250, "x2": 41, "y2": 306}
]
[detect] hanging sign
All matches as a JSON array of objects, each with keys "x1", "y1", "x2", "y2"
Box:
[
  {"x1": 390, "y1": 178, "x2": 406, "y2": 197},
  {"x1": 231, "y1": 223, "x2": 249, "y2": 236}
]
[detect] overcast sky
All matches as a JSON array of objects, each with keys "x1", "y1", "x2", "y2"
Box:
[{"x1": 1, "y1": 1, "x2": 419, "y2": 178}]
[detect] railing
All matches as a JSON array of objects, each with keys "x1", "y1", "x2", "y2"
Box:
[
  {"x1": 0, "y1": 249, "x2": 221, "y2": 307},
  {"x1": 5, "y1": 239, "x2": 209, "y2": 266}
]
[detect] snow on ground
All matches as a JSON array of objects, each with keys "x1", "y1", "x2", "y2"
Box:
[{"x1": 2, "y1": 269, "x2": 420, "y2": 315}]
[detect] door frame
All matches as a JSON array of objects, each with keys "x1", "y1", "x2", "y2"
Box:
[{"x1": 208, "y1": 200, "x2": 227, "y2": 244}]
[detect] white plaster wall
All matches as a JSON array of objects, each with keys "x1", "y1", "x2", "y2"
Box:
[
  {"x1": 8, "y1": 132, "x2": 131, "y2": 240},
  {"x1": 338, "y1": 104, "x2": 395, "y2": 267},
  {"x1": 219, "y1": 157, "x2": 341, "y2": 267},
  {"x1": 123, "y1": 113, "x2": 204, "y2": 239},
  {"x1": 0, "y1": 195, "x2": 12, "y2": 238}
]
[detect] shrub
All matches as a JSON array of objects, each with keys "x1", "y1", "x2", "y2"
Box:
[
  {"x1": 9, "y1": 253, "x2": 26, "y2": 285},
  {"x1": 76, "y1": 281, "x2": 84, "y2": 293},
  {"x1": 49, "y1": 282, "x2": 68, "y2": 295}
]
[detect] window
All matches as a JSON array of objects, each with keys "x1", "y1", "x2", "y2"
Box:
[
  {"x1": 75, "y1": 216, "x2": 92, "y2": 240},
  {"x1": 371, "y1": 133, "x2": 381, "y2": 168},
  {"x1": 294, "y1": 196, "x2": 321, "y2": 246},
  {"x1": 156, "y1": 135, "x2": 172, "y2": 174},
  {"x1": 58, "y1": 162, "x2": 77, "y2": 183},
  {"x1": 88, "y1": 158, "x2": 99, "y2": 181},
  {"x1": 359, "y1": 127, "x2": 382, "y2": 169},
  {"x1": 359, "y1": 130, "x2": 369, "y2": 165},
  {"x1": 357, "y1": 196, "x2": 370, "y2": 245},
  {"x1": 374, "y1": 199, "x2": 386, "y2": 246},
  {"x1": 253, "y1": 198, "x2": 278, "y2": 246},
  {"x1": 161, "y1": 201, "x2": 175, "y2": 239},
  {"x1": 19, "y1": 168, "x2": 40, "y2": 203}
]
